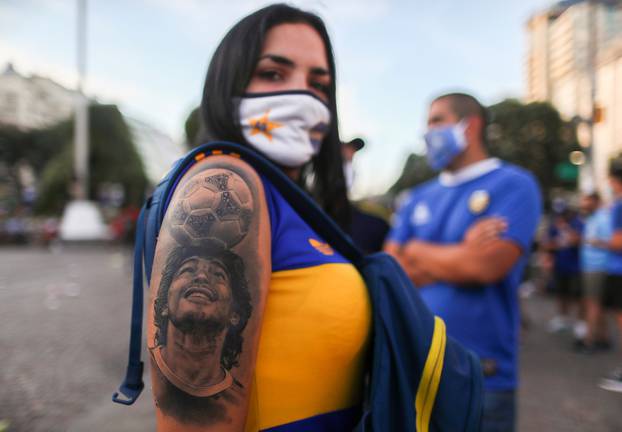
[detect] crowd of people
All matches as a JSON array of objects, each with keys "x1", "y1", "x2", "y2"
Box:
[{"x1": 541, "y1": 167, "x2": 622, "y2": 393}]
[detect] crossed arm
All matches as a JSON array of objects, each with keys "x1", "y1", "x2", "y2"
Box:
[{"x1": 385, "y1": 218, "x2": 522, "y2": 287}]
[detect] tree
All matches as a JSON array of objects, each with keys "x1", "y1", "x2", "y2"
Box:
[
  {"x1": 389, "y1": 153, "x2": 435, "y2": 196},
  {"x1": 184, "y1": 107, "x2": 201, "y2": 149},
  {"x1": 0, "y1": 126, "x2": 32, "y2": 213},
  {"x1": 0, "y1": 125, "x2": 61, "y2": 172},
  {"x1": 35, "y1": 104, "x2": 148, "y2": 214},
  {"x1": 0, "y1": 124, "x2": 66, "y2": 213},
  {"x1": 487, "y1": 99, "x2": 579, "y2": 197}
]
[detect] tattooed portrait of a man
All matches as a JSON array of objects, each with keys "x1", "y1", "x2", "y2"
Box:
[{"x1": 149, "y1": 244, "x2": 253, "y2": 425}]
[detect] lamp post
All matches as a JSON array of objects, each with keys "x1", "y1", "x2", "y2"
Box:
[
  {"x1": 59, "y1": 0, "x2": 108, "y2": 241},
  {"x1": 74, "y1": 0, "x2": 89, "y2": 200}
]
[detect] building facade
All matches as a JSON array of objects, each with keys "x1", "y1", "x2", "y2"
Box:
[
  {"x1": 0, "y1": 63, "x2": 79, "y2": 131},
  {"x1": 594, "y1": 39, "x2": 622, "y2": 190},
  {"x1": 526, "y1": 0, "x2": 622, "y2": 192},
  {"x1": 0, "y1": 63, "x2": 183, "y2": 186}
]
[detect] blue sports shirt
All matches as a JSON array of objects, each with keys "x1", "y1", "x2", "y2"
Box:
[
  {"x1": 607, "y1": 199, "x2": 622, "y2": 275},
  {"x1": 581, "y1": 208, "x2": 611, "y2": 273},
  {"x1": 388, "y1": 159, "x2": 542, "y2": 390}
]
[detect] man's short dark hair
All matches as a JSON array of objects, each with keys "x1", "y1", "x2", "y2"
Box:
[
  {"x1": 433, "y1": 92, "x2": 488, "y2": 143},
  {"x1": 153, "y1": 244, "x2": 252, "y2": 370}
]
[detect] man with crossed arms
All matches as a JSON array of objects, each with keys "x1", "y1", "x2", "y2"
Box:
[{"x1": 385, "y1": 92, "x2": 541, "y2": 432}]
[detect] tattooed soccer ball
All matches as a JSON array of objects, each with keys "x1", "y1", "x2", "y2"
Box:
[{"x1": 169, "y1": 170, "x2": 253, "y2": 248}]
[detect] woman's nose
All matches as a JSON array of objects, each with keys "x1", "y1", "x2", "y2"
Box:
[{"x1": 288, "y1": 71, "x2": 310, "y2": 91}]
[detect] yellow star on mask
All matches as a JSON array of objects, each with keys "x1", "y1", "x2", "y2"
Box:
[{"x1": 248, "y1": 110, "x2": 282, "y2": 141}]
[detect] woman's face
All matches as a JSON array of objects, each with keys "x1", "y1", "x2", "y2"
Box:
[{"x1": 246, "y1": 23, "x2": 331, "y2": 104}]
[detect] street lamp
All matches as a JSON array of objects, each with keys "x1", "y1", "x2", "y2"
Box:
[{"x1": 59, "y1": 0, "x2": 108, "y2": 241}]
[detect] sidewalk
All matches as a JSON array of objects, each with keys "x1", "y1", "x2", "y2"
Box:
[{"x1": 518, "y1": 293, "x2": 622, "y2": 431}]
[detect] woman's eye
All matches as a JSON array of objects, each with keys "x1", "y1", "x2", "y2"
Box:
[{"x1": 256, "y1": 70, "x2": 282, "y2": 81}]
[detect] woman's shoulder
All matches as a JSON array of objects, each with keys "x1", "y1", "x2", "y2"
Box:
[
  {"x1": 163, "y1": 152, "x2": 271, "y2": 254},
  {"x1": 178, "y1": 153, "x2": 270, "y2": 220},
  {"x1": 185, "y1": 153, "x2": 264, "y2": 190}
]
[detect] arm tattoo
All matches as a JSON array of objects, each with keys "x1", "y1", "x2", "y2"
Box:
[{"x1": 148, "y1": 165, "x2": 263, "y2": 427}]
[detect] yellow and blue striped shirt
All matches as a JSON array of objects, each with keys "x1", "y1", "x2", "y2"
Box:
[{"x1": 245, "y1": 177, "x2": 372, "y2": 431}]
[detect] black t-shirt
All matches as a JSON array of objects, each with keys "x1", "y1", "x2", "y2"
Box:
[{"x1": 347, "y1": 207, "x2": 390, "y2": 254}]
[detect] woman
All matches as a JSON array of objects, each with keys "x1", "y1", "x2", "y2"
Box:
[{"x1": 147, "y1": 4, "x2": 371, "y2": 431}]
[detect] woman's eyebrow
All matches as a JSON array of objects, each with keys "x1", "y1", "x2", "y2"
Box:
[
  {"x1": 257, "y1": 54, "x2": 295, "y2": 67},
  {"x1": 310, "y1": 66, "x2": 329, "y2": 76},
  {"x1": 258, "y1": 54, "x2": 329, "y2": 77}
]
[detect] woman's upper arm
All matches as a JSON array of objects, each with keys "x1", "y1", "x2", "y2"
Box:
[{"x1": 147, "y1": 155, "x2": 271, "y2": 431}]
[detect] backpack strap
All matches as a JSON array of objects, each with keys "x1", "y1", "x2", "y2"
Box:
[
  {"x1": 167, "y1": 142, "x2": 365, "y2": 267},
  {"x1": 112, "y1": 203, "x2": 147, "y2": 405},
  {"x1": 113, "y1": 140, "x2": 363, "y2": 405}
]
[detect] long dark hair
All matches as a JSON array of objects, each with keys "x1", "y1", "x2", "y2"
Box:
[{"x1": 198, "y1": 4, "x2": 350, "y2": 228}]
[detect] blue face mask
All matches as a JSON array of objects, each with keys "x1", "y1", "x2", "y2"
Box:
[{"x1": 423, "y1": 121, "x2": 468, "y2": 171}]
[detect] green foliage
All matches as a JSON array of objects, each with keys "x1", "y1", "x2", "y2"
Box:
[
  {"x1": 0, "y1": 127, "x2": 30, "y2": 213},
  {"x1": 0, "y1": 124, "x2": 66, "y2": 213},
  {"x1": 35, "y1": 146, "x2": 72, "y2": 214},
  {"x1": 486, "y1": 99, "x2": 580, "y2": 195},
  {"x1": 0, "y1": 126, "x2": 31, "y2": 167},
  {"x1": 184, "y1": 107, "x2": 200, "y2": 149},
  {"x1": 87, "y1": 104, "x2": 147, "y2": 206},
  {"x1": 34, "y1": 104, "x2": 148, "y2": 214},
  {"x1": 389, "y1": 153, "x2": 435, "y2": 195},
  {"x1": 0, "y1": 124, "x2": 65, "y2": 174}
]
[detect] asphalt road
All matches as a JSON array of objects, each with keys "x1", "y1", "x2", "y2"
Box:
[{"x1": 0, "y1": 246, "x2": 621, "y2": 431}]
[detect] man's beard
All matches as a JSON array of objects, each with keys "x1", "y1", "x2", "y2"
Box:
[{"x1": 169, "y1": 310, "x2": 228, "y2": 341}]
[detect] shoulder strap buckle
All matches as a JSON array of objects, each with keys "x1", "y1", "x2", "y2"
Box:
[{"x1": 112, "y1": 361, "x2": 144, "y2": 405}]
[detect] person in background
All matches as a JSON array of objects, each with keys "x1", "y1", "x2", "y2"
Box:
[
  {"x1": 577, "y1": 192, "x2": 611, "y2": 353},
  {"x1": 543, "y1": 199, "x2": 584, "y2": 336},
  {"x1": 342, "y1": 137, "x2": 390, "y2": 254},
  {"x1": 384, "y1": 92, "x2": 542, "y2": 432},
  {"x1": 599, "y1": 161, "x2": 622, "y2": 392}
]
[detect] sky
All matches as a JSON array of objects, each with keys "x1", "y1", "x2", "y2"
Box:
[{"x1": 0, "y1": 0, "x2": 554, "y2": 198}]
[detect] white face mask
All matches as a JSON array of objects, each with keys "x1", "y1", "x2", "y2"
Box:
[{"x1": 238, "y1": 91, "x2": 331, "y2": 167}]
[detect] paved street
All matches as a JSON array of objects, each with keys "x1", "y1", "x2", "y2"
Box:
[
  {"x1": 519, "y1": 293, "x2": 622, "y2": 431},
  {"x1": 0, "y1": 246, "x2": 621, "y2": 431}
]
